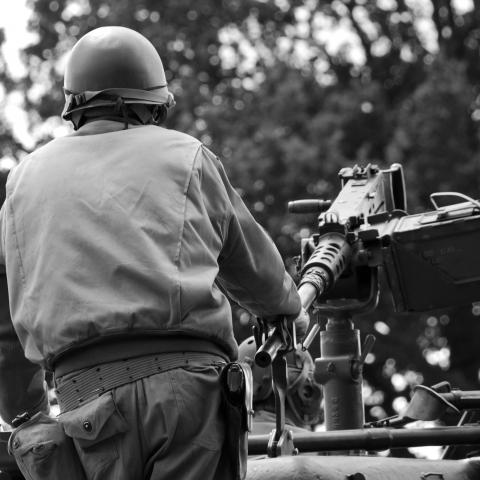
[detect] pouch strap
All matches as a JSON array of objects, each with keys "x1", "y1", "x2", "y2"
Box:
[
  {"x1": 220, "y1": 362, "x2": 254, "y2": 430},
  {"x1": 219, "y1": 362, "x2": 253, "y2": 480}
]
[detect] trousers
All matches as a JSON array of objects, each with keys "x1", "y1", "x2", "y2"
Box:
[{"x1": 57, "y1": 364, "x2": 227, "y2": 480}]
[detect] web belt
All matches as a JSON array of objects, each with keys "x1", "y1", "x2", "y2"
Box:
[{"x1": 54, "y1": 351, "x2": 226, "y2": 413}]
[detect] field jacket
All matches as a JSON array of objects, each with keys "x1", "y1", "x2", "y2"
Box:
[{"x1": 0, "y1": 121, "x2": 301, "y2": 422}]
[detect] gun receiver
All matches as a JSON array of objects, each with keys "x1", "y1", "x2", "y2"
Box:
[{"x1": 290, "y1": 163, "x2": 480, "y2": 314}]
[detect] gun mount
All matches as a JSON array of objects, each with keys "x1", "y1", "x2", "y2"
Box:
[{"x1": 250, "y1": 163, "x2": 480, "y2": 477}]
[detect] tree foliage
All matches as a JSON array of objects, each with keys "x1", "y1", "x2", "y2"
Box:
[{"x1": 1, "y1": 0, "x2": 480, "y2": 423}]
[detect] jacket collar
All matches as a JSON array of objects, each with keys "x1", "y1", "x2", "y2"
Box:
[{"x1": 70, "y1": 120, "x2": 147, "y2": 136}]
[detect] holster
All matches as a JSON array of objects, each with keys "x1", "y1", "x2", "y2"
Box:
[
  {"x1": 219, "y1": 362, "x2": 253, "y2": 480},
  {"x1": 8, "y1": 412, "x2": 86, "y2": 480}
]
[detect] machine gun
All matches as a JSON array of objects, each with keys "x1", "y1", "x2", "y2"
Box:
[
  {"x1": 293, "y1": 163, "x2": 480, "y2": 316},
  {"x1": 251, "y1": 163, "x2": 480, "y2": 460}
]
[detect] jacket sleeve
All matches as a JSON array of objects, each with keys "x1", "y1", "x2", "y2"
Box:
[
  {"x1": 199, "y1": 146, "x2": 301, "y2": 318},
  {"x1": 0, "y1": 201, "x2": 48, "y2": 425}
]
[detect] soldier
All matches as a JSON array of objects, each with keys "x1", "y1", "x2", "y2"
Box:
[
  {"x1": 238, "y1": 336, "x2": 322, "y2": 436},
  {"x1": 0, "y1": 27, "x2": 309, "y2": 480}
]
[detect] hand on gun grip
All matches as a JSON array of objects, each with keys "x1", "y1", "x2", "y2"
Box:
[{"x1": 287, "y1": 307, "x2": 309, "y2": 341}]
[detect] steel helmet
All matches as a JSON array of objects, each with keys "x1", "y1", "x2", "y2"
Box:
[
  {"x1": 62, "y1": 26, "x2": 175, "y2": 126},
  {"x1": 238, "y1": 336, "x2": 322, "y2": 426}
]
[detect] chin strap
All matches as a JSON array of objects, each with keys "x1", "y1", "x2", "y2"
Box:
[
  {"x1": 63, "y1": 86, "x2": 175, "y2": 129},
  {"x1": 114, "y1": 97, "x2": 130, "y2": 129}
]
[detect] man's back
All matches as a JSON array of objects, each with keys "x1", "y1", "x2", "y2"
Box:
[
  {"x1": 4, "y1": 122, "x2": 238, "y2": 366},
  {"x1": 4, "y1": 120, "x2": 302, "y2": 370}
]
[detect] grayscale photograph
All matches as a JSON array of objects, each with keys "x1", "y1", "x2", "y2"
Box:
[{"x1": 0, "y1": 1, "x2": 479, "y2": 479}]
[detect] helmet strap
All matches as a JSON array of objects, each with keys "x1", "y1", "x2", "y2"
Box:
[
  {"x1": 71, "y1": 111, "x2": 85, "y2": 130},
  {"x1": 130, "y1": 104, "x2": 163, "y2": 125},
  {"x1": 70, "y1": 102, "x2": 160, "y2": 130},
  {"x1": 151, "y1": 105, "x2": 168, "y2": 125},
  {"x1": 114, "y1": 97, "x2": 130, "y2": 130}
]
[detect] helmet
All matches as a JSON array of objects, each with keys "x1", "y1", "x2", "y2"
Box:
[
  {"x1": 238, "y1": 336, "x2": 322, "y2": 426},
  {"x1": 62, "y1": 26, "x2": 175, "y2": 127}
]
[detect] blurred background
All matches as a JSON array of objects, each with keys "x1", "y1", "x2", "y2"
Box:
[{"x1": 1, "y1": 0, "x2": 480, "y2": 452}]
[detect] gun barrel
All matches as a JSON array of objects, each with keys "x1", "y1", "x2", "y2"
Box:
[
  {"x1": 288, "y1": 199, "x2": 332, "y2": 214},
  {"x1": 299, "y1": 232, "x2": 352, "y2": 299},
  {"x1": 248, "y1": 425, "x2": 480, "y2": 455},
  {"x1": 298, "y1": 282, "x2": 318, "y2": 311},
  {"x1": 445, "y1": 390, "x2": 480, "y2": 409}
]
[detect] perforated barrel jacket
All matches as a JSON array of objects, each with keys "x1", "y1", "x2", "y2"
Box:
[{"x1": 0, "y1": 121, "x2": 301, "y2": 421}]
